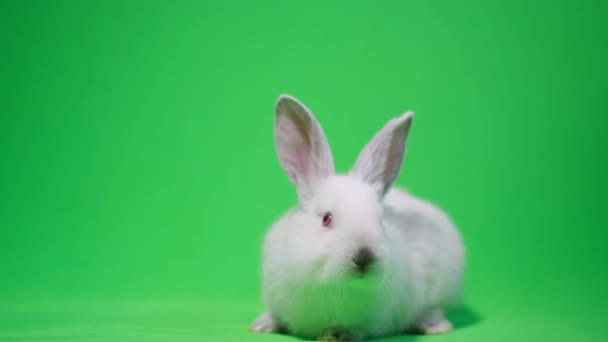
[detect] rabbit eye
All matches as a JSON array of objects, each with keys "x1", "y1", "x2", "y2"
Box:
[{"x1": 322, "y1": 212, "x2": 333, "y2": 228}]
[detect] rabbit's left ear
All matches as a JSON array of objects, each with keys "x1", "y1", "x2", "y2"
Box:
[
  {"x1": 275, "y1": 95, "x2": 335, "y2": 201},
  {"x1": 350, "y1": 112, "x2": 414, "y2": 197}
]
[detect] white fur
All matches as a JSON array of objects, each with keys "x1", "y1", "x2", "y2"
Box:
[{"x1": 251, "y1": 95, "x2": 465, "y2": 341}]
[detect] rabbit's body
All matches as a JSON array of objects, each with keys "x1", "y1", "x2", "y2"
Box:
[
  {"x1": 260, "y1": 183, "x2": 463, "y2": 340},
  {"x1": 251, "y1": 95, "x2": 465, "y2": 341}
]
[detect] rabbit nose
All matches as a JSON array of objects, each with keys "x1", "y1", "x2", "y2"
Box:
[{"x1": 352, "y1": 247, "x2": 375, "y2": 272}]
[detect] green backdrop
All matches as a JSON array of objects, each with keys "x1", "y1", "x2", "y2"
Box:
[{"x1": 1, "y1": 1, "x2": 607, "y2": 341}]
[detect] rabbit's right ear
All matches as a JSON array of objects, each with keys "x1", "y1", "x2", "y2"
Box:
[
  {"x1": 275, "y1": 95, "x2": 335, "y2": 201},
  {"x1": 350, "y1": 112, "x2": 414, "y2": 197}
]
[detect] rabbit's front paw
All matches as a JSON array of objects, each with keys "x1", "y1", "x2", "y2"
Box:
[
  {"x1": 411, "y1": 310, "x2": 453, "y2": 335},
  {"x1": 249, "y1": 311, "x2": 281, "y2": 333},
  {"x1": 317, "y1": 328, "x2": 361, "y2": 341}
]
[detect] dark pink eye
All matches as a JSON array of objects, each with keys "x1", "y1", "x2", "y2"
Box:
[{"x1": 322, "y1": 212, "x2": 333, "y2": 228}]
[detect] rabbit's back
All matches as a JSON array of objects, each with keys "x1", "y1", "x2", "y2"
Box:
[{"x1": 383, "y1": 188, "x2": 465, "y2": 309}]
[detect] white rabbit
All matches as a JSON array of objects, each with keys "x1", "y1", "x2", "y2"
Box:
[{"x1": 250, "y1": 95, "x2": 465, "y2": 341}]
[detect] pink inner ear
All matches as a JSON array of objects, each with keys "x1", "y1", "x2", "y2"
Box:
[
  {"x1": 277, "y1": 112, "x2": 313, "y2": 184},
  {"x1": 292, "y1": 147, "x2": 310, "y2": 181}
]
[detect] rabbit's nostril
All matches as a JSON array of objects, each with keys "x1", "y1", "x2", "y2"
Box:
[{"x1": 352, "y1": 247, "x2": 375, "y2": 272}]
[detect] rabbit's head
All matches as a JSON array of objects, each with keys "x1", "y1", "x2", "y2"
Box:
[{"x1": 274, "y1": 95, "x2": 414, "y2": 282}]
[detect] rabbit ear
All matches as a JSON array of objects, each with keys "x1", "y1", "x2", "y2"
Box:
[
  {"x1": 275, "y1": 95, "x2": 335, "y2": 201},
  {"x1": 350, "y1": 112, "x2": 414, "y2": 197}
]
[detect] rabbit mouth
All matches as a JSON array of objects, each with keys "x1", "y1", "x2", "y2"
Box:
[{"x1": 351, "y1": 263, "x2": 380, "y2": 279}]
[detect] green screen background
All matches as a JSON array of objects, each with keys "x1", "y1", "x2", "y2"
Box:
[{"x1": 1, "y1": 1, "x2": 607, "y2": 341}]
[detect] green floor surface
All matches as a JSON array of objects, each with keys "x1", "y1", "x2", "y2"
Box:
[{"x1": 1, "y1": 296, "x2": 606, "y2": 341}]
